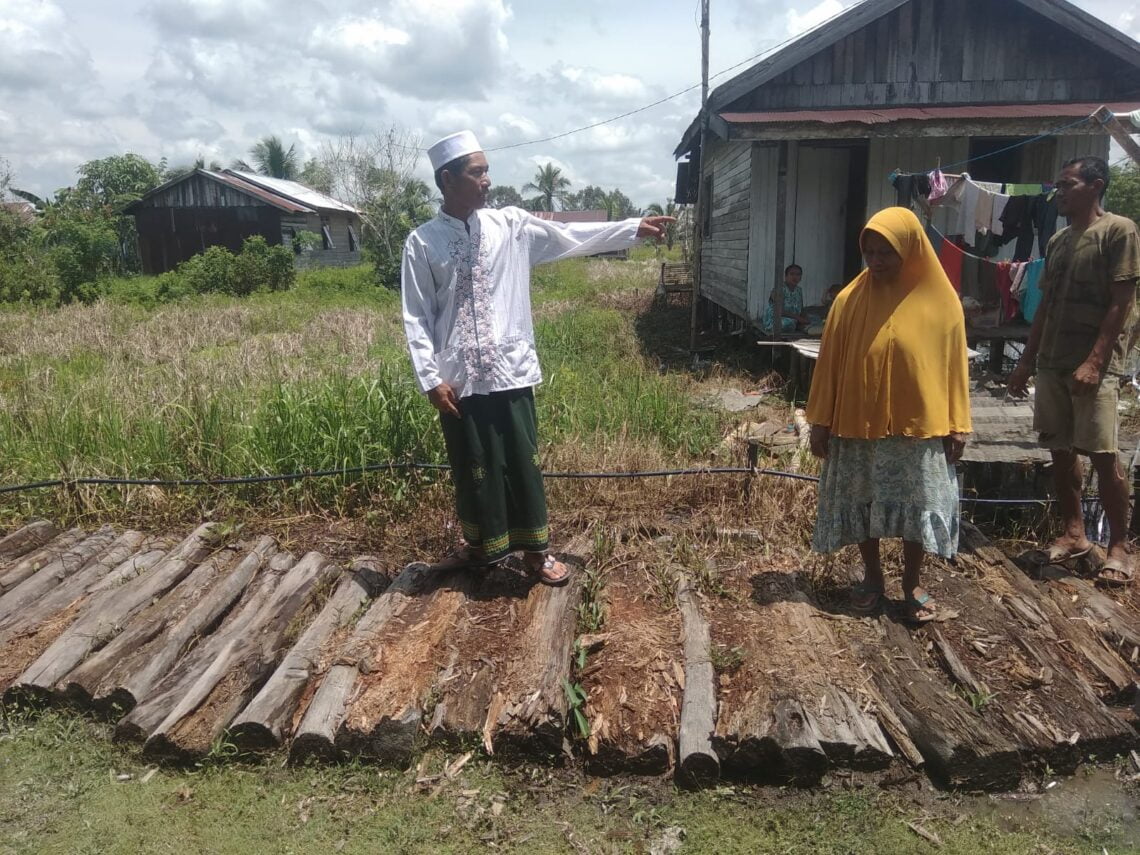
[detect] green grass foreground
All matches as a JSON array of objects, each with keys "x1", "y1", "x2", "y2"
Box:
[
  {"x1": 0, "y1": 255, "x2": 721, "y2": 524},
  {"x1": 0, "y1": 709, "x2": 1112, "y2": 855}
]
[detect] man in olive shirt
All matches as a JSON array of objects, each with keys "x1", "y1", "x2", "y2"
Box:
[{"x1": 1009, "y1": 156, "x2": 1140, "y2": 585}]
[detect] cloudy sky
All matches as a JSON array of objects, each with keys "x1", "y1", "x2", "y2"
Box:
[{"x1": 1, "y1": 0, "x2": 1137, "y2": 207}]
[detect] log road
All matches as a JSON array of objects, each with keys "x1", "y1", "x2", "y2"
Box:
[{"x1": 0, "y1": 519, "x2": 1136, "y2": 790}]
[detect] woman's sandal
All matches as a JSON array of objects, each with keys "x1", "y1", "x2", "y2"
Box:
[
  {"x1": 1096, "y1": 557, "x2": 1134, "y2": 588},
  {"x1": 526, "y1": 553, "x2": 571, "y2": 587},
  {"x1": 850, "y1": 583, "x2": 884, "y2": 616},
  {"x1": 433, "y1": 544, "x2": 501, "y2": 571},
  {"x1": 1042, "y1": 541, "x2": 1093, "y2": 563},
  {"x1": 902, "y1": 592, "x2": 942, "y2": 625}
]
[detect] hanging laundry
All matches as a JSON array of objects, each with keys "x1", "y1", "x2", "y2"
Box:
[
  {"x1": 978, "y1": 256, "x2": 999, "y2": 308},
  {"x1": 998, "y1": 195, "x2": 1036, "y2": 261},
  {"x1": 1010, "y1": 261, "x2": 1028, "y2": 301},
  {"x1": 1004, "y1": 183, "x2": 1043, "y2": 197},
  {"x1": 975, "y1": 189, "x2": 995, "y2": 235},
  {"x1": 995, "y1": 262, "x2": 1016, "y2": 322},
  {"x1": 1019, "y1": 258, "x2": 1046, "y2": 323},
  {"x1": 891, "y1": 172, "x2": 931, "y2": 208},
  {"x1": 928, "y1": 168, "x2": 950, "y2": 203},
  {"x1": 990, "y1": 194, "x2": 1010, "y2": 237},
  {"x1": 1032, "y1": 191, "x2": 1060, "y2": 257},
  {"x1": 938, "y1": 237, "x2": 963, "y2": 292},
  {"x1": 960, "y1": 250, "x2": 982, "y2": 302}
]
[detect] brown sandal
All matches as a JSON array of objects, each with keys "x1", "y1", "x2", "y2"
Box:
[
  {"x1": 526, "y1": 553, "x2": 571, "y2": 587},
  {"x1": 1097, "y1": 557, "x2": 1134, "y2": 587}
]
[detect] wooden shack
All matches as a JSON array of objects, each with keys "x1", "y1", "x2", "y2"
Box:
[
  {"x1": 675, "y1": 0, "x2": 1140, "y2": 322},
  {"x1": 126, "y1": 169, "x2": 363, "y2": 274}
]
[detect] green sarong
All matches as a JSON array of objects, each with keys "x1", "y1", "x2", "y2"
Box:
[{"x1": 439, "y1": 387, "x2": 549, "y2": 562}]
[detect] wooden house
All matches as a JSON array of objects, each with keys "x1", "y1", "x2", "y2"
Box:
[
  {"x1": 675, "y1": 0, "x2": 1140, "y2": 323},
  {"x1": 126, "y1": 169, "x2": 363, "y2": 274}
]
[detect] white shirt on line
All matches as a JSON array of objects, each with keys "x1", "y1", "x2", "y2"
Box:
[{"x1": 401, "y1": 206, "x2": 640, "y2": 399}]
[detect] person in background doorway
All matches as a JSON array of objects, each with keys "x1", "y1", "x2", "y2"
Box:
[
  {"x1": 761, "y1": 264, "x2": 809, "y2": 334},
  {"x1": 821, "y1": 283, "x2": 843, "y2": 318},
  {"x1": 1007, "y1": 156, "x2": 1140, "y2": 587},
  {"x1": 807, "y1": 207, "x2": 972, "y2": 623}
]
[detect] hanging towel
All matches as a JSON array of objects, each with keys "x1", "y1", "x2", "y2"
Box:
[
  {"x1": 938, "y1": 237, "x2": 963, "y2": 292},
  {"x1": 1004, "y1": 183, "x2": 1042, "y2": 197},
  {"x1": 995, "y1": 262, "x2": 1016, "y2": 322},
  {"x1": 1020, "y1": 258, "x2": 1046, "y2": 323},
  {"x1": 956, "y1": 180, "x2": 981, "y2": 237},
  {"x1": 990, "y1": 194, "x2": 1010, "y2": 237},
  {"x1": 928, "y1": 168, "x2": 950, "y2": 203},
  {"x1": 975, "y1": 188, "x2": 995, "y2": 236},
  {"x1": 1010, "y1": 261, "x2": 1028, "y2": 300}
]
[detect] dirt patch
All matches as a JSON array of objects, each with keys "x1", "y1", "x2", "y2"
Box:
[{"x1": 0, "y1": 602, "x2": 83, "y2": 693}]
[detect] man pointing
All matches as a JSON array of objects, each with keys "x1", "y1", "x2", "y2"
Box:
[{"x1": 402, "y1": 130, "x2": 673, "y2": 584}]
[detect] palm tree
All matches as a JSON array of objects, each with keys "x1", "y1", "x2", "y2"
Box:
[
  {"x1": 522, "y1": 163, "x2": 571, "y2": 212},
  {"x1": 240, "y1": 136, "x2": 299, "y2": 180}
]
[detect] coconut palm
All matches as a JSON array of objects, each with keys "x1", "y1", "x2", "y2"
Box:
[
  {"x1": 522, "y1": 163, "x2": 571, "y2": 212},
  {"x1": 238, "y1": 136, "x2": 299, "y2": 180}
]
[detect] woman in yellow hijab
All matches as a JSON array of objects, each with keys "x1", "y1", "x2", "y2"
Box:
[{"x1": 806, "y1": 207, "x2": 971, "y2": 623}]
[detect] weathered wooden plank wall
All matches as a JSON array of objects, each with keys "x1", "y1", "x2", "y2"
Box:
[
  {"x1": 746, "y1": 144, "x2": 780, "y2": 322},
  {"x1": 700, "y1": 140, "x2": 752, "y2": 318},
  {"x1": 730, "y1": 0, "x2": 1137, "y2": 111}
]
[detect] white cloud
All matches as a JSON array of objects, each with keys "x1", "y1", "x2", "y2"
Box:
[
  {"x1": 0, "y1": 0, "x2": 95, "y2": 91},
  {"x1": 147, "y1": 0, "x2": 276, "y2": 39},
  {"x1": 786, "y1": 0, "x2": 845, "y2": 36}
]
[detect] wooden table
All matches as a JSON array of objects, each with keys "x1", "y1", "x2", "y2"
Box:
[{"x1": 966, "y1": 325, "x2": 1031, "y2": 373}]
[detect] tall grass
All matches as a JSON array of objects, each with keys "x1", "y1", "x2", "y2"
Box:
[{"x1": 0, "y1": 258, "x2": 723, "y2": 524}]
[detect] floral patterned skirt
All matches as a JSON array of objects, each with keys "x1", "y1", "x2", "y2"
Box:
[{"x1": 811, "y1": 436, "x2": 959, "y2": 559}]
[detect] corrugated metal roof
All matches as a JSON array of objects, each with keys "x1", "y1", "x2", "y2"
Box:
[
  {"x1": 226, "y1": 171, "x2": 360, "y2": 214},
  {"x1": 531, "y1": 209, "x2": 609, "y2": 223},
  {"x1": 200, "y1": 170, "x2": 315, "y2": 213},
  {"x1": 720, "y1": 102, "x2": 1140, "y2": 126}
]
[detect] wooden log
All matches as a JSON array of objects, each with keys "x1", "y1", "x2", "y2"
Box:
[
  {"x1": 5, "y1": 524, "x2": 222, "y2": 705},
  {"x1": 229, "y1": 558, "x2": 388, "y2": 750},
  {"x1": 853, "y1": 618, "x2": 1022, "y2": 790},
  {"x1": 336, "y1": 566, "x2": 472, "y2": 765},
  {"x1": 0, "y1": 527, "x2": 117, "y2": 624},
  {"x1": 0, "y1": 528, "x2": 85, "y2": 594},
  {"x1": 483, "y1": 538, "x2": 589, "y2": 757},
  {"x1": 0, "y1": 538, "x2": 165, "y2": 695},
  {"x1": 114, "y1": 546, "x2": 292, "y2": 744},
  {"x1": 676, "y1": 575, "x2": 719, "y2": 788},
  {"x1": 921, "y1": 544, "x2": 1136, "y2": 775},
  {"x1": 0, "y1": 532, "x2": 152, "y2": 642},
  {"x1": 0, "y1": 520, "x2": 60, "y2": 563},
  {"x1": 142, "y1": 551, "x2": 335, "y2": 761},
  {"x1": 62, "y1": 540, "x2": 256, "y2": 711},
  {"x1": 713, "y1": 586, "x2": 891, "y2": 783},
  {"x1": 289, "y1": 562, "x2": 436, "y2": 764}
]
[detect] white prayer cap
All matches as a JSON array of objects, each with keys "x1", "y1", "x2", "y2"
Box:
[{"x1": 428, "y1": 130, "x2": 483, "y2": 172}]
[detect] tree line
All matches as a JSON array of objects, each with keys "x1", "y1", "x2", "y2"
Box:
[{"x1": 0, "y1": 130, "x2": 684, "y2": 306}]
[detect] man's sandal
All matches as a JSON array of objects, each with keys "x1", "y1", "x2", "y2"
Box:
[
  {"x1": 1043, "y1": 542, "x2": 1093, "y2": 564},
  {"x1": 850, "y1": 582, "x2": 884, "y2": 616},
  {"x1": 1096, "y1": 557, "x2": 1135, "y2": 588},
  {"x1": 433, "y1": 544, "x2": 501, "y2": 571},
  {"x1": 902, "y1": 592, "x2": 943, "y2": 625},
  {"x1": 526, "y1": 553, "x2": 571, "y2": 587}
]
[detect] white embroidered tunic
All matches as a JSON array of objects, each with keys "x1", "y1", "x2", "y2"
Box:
[{"x1": 401, "y1": 206, "x2": 640, "y2": 398}]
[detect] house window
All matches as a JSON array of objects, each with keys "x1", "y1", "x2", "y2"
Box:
[
  {"x1": 348, "y1": 224, "x2": 359, "y2": 252},
  {"x1": 321, "y1": 223, "x2": 335, "y2": 250},
  {"x1": 701, "y1": 174, "x2": 713, "y2": 238}
]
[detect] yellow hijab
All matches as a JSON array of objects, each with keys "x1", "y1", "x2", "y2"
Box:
[{"x1": 806, "y1": 207, "x2": 972, "y2": 439}]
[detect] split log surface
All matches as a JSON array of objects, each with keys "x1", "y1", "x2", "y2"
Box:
[
  {"x1": 0, "y1": 521, "x2": 60, "y2": 564},
  {"x1": 0, "y1": 527, "x2": 117, "y2": 625},
  {"x1": 63, "y1": 540, "x2": 257, "y2": 711},
  {"x1": 114, "y1": 546, "x2": 292, "y2": 744},
  {"x1": 336, "y1": 567, "x2": 471, "y2": 765},
  {"x1": 230, "y1": 558, "x2": 388, "y2": 750},
  {"x1": 676, "y1": 575, "x2": 718, "y2": 787},
  {"x1": 290, "y1": 562, "x2": 436, "y2": 763},
  {"x1": 142, "y1": 551, "x2": 334, "y2": 761},
  {"x1": 853, "y1": 617, "x2": 1022, "y2": 790},
  {"x1": 5, "y1": 524, "x2": 221, "y2": 704},
  {"x1": 0, "y1": 528, "x2": 85, "y2": 595},
  {"x1": 482, "y1": 539, "x2": 588, "y2": 757},
  {"x1": 713, "y1": 580, "x2": 892, "y2": 784}
]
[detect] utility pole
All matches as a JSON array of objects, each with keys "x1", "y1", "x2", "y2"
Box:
[{"x1": 689, "y1": 0, "x2": 710, "y2": 357}]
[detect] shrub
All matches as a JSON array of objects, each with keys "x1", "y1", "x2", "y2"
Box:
[
  {"x1": 179, "y1": 245, "x2": 238, "y2": 295},
  {"x1": 233, "y1": 235, "x2": 295, "y2": 294}
]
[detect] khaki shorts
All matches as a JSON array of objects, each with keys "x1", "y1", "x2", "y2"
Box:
[{"x1": 1033, "y1": 368, "x2": 1120, "y2": 454}]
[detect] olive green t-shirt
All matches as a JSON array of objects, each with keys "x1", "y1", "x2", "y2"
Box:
[{"x1": 1037, "y1": 212, "x2": 1140, "y2": 376}]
